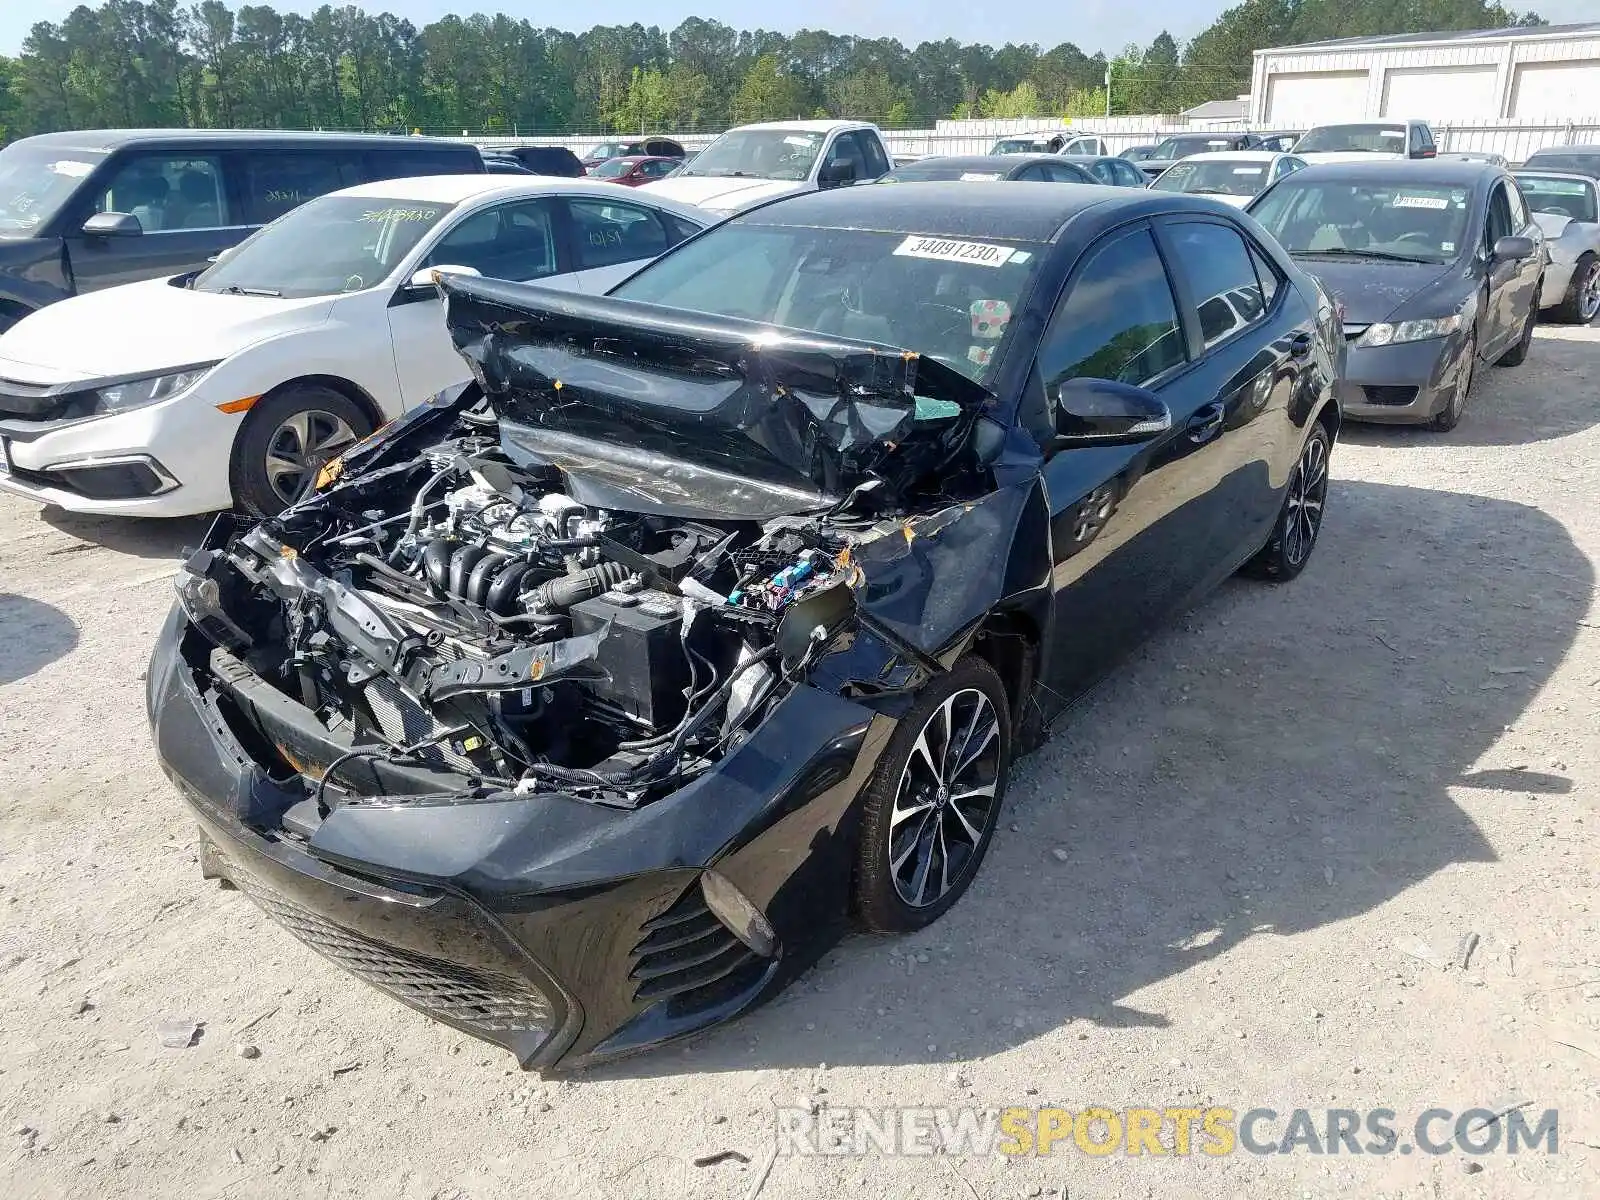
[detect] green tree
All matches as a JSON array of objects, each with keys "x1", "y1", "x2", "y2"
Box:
[{"x1": 729, "y1": 53, "x2": 805, "y2": 124}]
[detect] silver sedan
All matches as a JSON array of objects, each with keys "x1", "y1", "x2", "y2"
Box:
[{"x1": 1515, "y1": 170, "x2": 1600, "y2": 324}]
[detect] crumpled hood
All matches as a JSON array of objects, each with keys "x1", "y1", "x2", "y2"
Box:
[
  {"x1": 440, "y1": 274, "x2": 989, "y2": 519},
  {"x1": 1291, "y1": 258, "x2": 1456, "y2": 325},
  {"x1": 0, "y1": 276, "x2": 335, "y2": 380},
  {"x1": 638, "y1": 175, "x2": 809, "y2": 212}
]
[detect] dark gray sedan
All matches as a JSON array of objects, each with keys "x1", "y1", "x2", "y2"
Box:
[{"x1": 1248, "y1": 160, "x2": 1544, "y2": 431}]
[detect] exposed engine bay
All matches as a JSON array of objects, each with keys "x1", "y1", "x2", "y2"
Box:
[{"x1": 179, "y1": 434, "x2": 876, "y2": 809}]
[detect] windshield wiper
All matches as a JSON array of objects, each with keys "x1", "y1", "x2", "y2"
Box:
[
  {"x1": 218, "y1": 284, "x2": 283, "y2": 297},
  {"x1": 1293, "y1": 247, "x2": 1435, "y2": 264},
  {"x1": 1189, "y1": 187, "x2": 1238, "y2": 195}
]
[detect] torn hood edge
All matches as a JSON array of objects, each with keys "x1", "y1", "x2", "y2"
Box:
[{"x1": 439, "y1": 274, "x2": 994, "y2": 516}]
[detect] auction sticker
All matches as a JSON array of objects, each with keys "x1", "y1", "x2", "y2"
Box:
[
  {"x1": 1393, "y1": 194, "x2": 1448, "y2": 210},
  {"x1": 894, "y1": 235, "x2": 1017, "y2": 267}
]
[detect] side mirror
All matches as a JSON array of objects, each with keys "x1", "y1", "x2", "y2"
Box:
[
  {"x1": 818, "y1": 161, "x2": 858, "y2": 188},
  {"x1": 1051, "y1": 377, "x2": 1173, "y2": 448},
  {"x1": 82, "y1": 211, "x2": 142, "y2": 238},
  {"x1": 408, "y1": 264, "x2": 481, "y2": 289},
  {"x1": 1492, "y1": 235, "x2": 1535, "y2": 262}
]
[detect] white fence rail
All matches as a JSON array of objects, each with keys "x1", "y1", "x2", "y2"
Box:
[{"x1": 466, "y1": 116, "x2": 1600, "y2": 164}]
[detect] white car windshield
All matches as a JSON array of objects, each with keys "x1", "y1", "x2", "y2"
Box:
[
  {"x1": 0, "y1": 145, "x2": 105, "y2": 236},
  {"x1": 1517, "y1": 174, "x2": 1599, "y2": 222},
  {"x1": 1297, "y1": 125, "x2": 1407, "y2": 154},
  {"x1": 193, "y1": 195, "x2": 456, "y2": 298},
  {"x1": 678, "y1": 130, "x2": 824, "y2": 182},
  {"x1": 1154, "y1": 160, "x2": 1272, "y2": 198}
]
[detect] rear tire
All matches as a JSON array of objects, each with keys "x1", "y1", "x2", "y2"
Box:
[
  {"x1": 230, "y1": 385, "x2": 371, "y2": 518},
  {"x1": 1552, "y1": 255, "x2": 1599, "y2": 325},
  {"x1": 854, "y1": 657, "x2": 1012, "y2": 933},
  {"x1": 1242, "y1": 422, "x2": 1330, "y2": 583}
]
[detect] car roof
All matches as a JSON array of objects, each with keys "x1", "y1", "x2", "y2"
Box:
[
  {"x1": 894, "y1": 154, "x2": 1059, "y2": 171},
  {"x1": 1528, "y1": 145, "x2": 1600, "y2": 155},
  {"x1": 11, "y1": 128, "x2": 470, "y2": 154},
  {"x1": 1177, "y1": 151, "x2": 1285, "y2": 163},
  {"x1": 736, "y1": 180, "x2": 1224, "y2": 242},
  {"x1": 1054, "y1": 154, "x2": 1125, "y2": 164},
  {"x1": 331, "y1": 174, "x2": 707, "y2": 215},
  {"x1": 729, "y1": 119, "x2": 864, "y2": 134},
  {"x1": 1514, "y1": 169, "x2": 1597, "y2": 184},
  {"x1": 1287, "y1": 159, "x2": 1499, "y2": 186}
]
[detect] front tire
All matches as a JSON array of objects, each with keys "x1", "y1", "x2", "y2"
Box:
[
  {"x1": 1553, "y1": 255, "x2": 1600, "y2": 325},
  {"x1": 1242, "y1": 422, "x2": 1330, "y2": 583},
  {"x1": 854, "y1": 657, "x2": 1012, "y2": 933},
  {"x1": 230, "y1": 385, "x2": 371, "y2": 518},
  {"x1": 1496, "y1": 300, "x2": 1536, "y2": 367},
  {"x1": 1431, "y1": 333, "x2": 1475, "y2": 432}
]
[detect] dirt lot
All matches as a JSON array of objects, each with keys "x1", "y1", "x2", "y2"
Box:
[{"x1": 2, "y1": 324, "x2": 1599, "y2": 1200}]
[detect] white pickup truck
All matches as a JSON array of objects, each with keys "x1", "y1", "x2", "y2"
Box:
[{"x1": 639, "y1": 120, "x2": 894, "y2": 215}]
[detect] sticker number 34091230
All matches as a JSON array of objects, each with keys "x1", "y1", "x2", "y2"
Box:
[{"x1": 894, "y1": 235, "x2": 1021, "y2": 268}]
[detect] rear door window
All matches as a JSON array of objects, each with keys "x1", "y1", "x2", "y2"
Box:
[
  {"x1": 1165, "y1": 220, "x2": 1268, "y2": 349},
  {"x1": 238, "y1": 152, "x2": 352, "y2": 225},
  {"x1": 364, "y1": 149, "x2": 478, "y2": 182},
  {"x1": 567, "y1": 198, "x2": 671, "y2": 269},
  {"x1": 96, "y1": 153, "x2": 230, "y2": 232}
]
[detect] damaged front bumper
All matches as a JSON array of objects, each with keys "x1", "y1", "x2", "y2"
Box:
[{"x1": 147, "y1": 599, "x2": 892, "y2": 1069}]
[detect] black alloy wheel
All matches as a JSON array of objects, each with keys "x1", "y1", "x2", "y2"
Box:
[
  {"x1": 1242, "y1": 422, "x2": 1331, "y2": 582},
  {"x1": 854, "y1": 657, "x2": 1012, "y2": 932}
]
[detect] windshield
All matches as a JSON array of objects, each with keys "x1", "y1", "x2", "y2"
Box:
[
  {"x1": 1516, "y1": 174, "x2": 1598, "y2": 223},
  {"x1": 583, "y1": 143, "x2": 625, "y2": 160},
  {"x1": 1121, "y1": 146, "x2": 1156, "y2": 162},
  {"x1": 591, "y1": 159, "x2": 633, "y2": 179},
  {"x1": 679, "y1": 130, "x2": 825, "y2": 181},
  {"x1": 992, "y1": 138, "x2": 1048, "y2": 155},
  {"x1": 612, "y1": 222, "x2": 1045, "y2": 383},
  {"x1": 1154, "y1": 159, "x2": 1272, "y2": 198},
  {"x1": 193, "y1": 194, "x2": 455, "y2": 298},
  {"x1": 1250, "y1": 179, "x2": 1471, "y2": 264},
  {"x1": 0, "y1": 144, "x2": 106, "y2": 236},
  {"x1": 1523, "y1": 152, "x2": 1600, "y2": 179},
  {"x1": 884, "y1": 164, "x2": 1007, "y2": 182},
  {"x1": 1296, "y1": 124, "x2": 1406, "y2": 154},
  {"x1": 1152, "y1": 136, "x2": 1236, "y2": 160}
]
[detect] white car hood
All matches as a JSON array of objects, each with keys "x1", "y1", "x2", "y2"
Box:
[
  {"x1": 640, "y1": 175, "x2": 809, "y2": 212},
  {"x1": 1296, "y1": 151, "x2": 1404, "y2": 165},
  {"x1": 0, "y1": 277, "x2": 336, "y2": 382}
]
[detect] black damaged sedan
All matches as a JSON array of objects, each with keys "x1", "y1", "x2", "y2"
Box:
[{"x1": 148, "y1": 183, "x2": 1344, "y2": 1070}]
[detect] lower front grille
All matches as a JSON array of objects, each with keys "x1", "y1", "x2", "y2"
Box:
[
  {"x1": 1361, "y1": 385, "x2": 1419, "y2": 407},
  {"x1": 630, "y1": 883, "x2": 762, "y2": 1005},
  {"x1": 231, "y1": 868, "x2": 554, "y2": 1034}
]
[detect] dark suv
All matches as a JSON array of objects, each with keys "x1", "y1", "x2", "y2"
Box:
[{"x1": 0, "y1": 129, "x2": 484, "y2": 333}]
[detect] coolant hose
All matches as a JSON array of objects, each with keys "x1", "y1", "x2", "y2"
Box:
[{"x1": 530, "y1": 560, "x2": 631, "y2": 612}]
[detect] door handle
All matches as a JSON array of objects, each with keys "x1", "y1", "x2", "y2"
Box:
[
  {"x1": 1288, "y1": 330, "x2": 1313, "y2": 358},
  {"x1": 1187, "y1": 402, "x2": 1225, "y2": 443}
]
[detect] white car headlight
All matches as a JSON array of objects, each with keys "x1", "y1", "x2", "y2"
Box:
[
  {"x1": 89, "y1": 365, "x2": 216, "y2": 416},
  {"x1": 1357, "y1": 315, "x2": 1462, "y2": 348}
]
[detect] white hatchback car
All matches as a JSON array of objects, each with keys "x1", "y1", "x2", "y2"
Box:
[{"x1": 0, "y1": 176, "x2": 711, "y2": 517}]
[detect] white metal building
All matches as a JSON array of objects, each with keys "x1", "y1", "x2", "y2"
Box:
[{"x1": 1250, "y1": 22, "x2": 1600, "y2": 126}]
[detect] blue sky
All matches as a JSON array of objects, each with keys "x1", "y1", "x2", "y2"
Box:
[{"x1": 4, "y1": 0, "x2": 1596, "y2": 57}]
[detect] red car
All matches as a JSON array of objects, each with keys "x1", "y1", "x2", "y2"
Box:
[{"x1": 590, "y1": 155, "x2": 681, "y2": 187}]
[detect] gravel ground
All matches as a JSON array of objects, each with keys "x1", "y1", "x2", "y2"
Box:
[{"x1": 2, "y1": 324, "x2": 1598, "y2": 1200}]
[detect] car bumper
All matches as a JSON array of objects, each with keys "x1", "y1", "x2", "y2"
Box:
[
  {"x1": 0, "y1": 393, "x2": 239, "y2": 516},
  {"x1": 146, "y1": 563, "x2": 889, "y2": 1069},
  {"x1": 1539, "y1": 256, "x2": 1577, "y2": 311},
  {"x1": 1336, "y1": 335, "x2": 1464, "y2": 424}
]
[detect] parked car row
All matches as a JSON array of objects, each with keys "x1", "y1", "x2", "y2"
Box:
[{"x1": 0, "y1": 110, "x2": 1574, "y2": 1076}]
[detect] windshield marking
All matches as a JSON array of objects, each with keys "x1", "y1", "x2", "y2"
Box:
[
  {"x1": 894, "y1": 235, "x2": 1017, "y2": 268},
  {"x1": 360, "y1": 206, "x2": 442, "y2": 223},
  {"x1": 1393, "y1": 195, "x2": 1448, "y2": 210}
]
